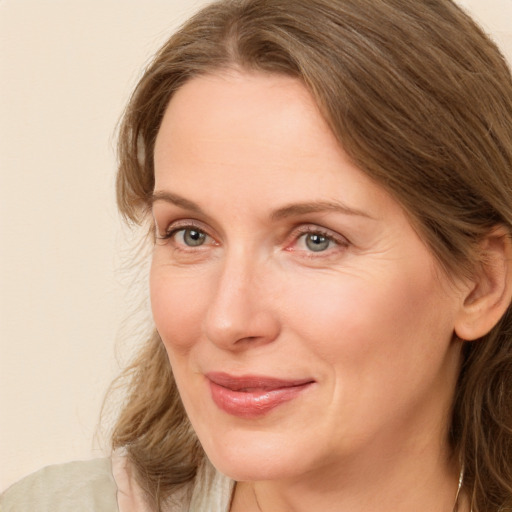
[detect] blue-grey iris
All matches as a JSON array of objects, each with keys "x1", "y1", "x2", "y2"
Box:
[{"x1": 305, "y1": 233, "x2": 330, "y2": 252}]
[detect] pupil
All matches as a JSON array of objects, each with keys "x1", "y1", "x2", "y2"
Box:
[{"x1": 306, "y1": 233, "x2": 329, "y2": 252}]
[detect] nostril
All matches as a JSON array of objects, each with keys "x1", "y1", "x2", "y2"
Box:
[{"x1": 235, "y1": 336, "x2": 262, "y2": 346}]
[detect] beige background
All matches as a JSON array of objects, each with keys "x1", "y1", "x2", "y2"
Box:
[{"x1": 1, "y1": 0, "x2": 511, "y2": 491}]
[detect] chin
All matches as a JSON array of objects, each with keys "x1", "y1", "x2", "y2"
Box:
[
  {"x1": 209, "y1": 453, "x2": 296, "y2": 482},
  {"x1": 200, "y1": 431, "x2": 310, "y2": 482}
]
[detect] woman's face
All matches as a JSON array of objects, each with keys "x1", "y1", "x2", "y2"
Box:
[{"x1": 151, "y1": 71, "x2": 467, "y2": 483}]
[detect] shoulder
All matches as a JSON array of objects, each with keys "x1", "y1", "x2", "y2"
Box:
[{"x1": 0, "y1": 458, "x2": 118, "y2": 512}]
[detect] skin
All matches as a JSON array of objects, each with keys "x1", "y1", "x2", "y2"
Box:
[{"x1": 150, "y1": 71, "x2": 472, "y2": 511}]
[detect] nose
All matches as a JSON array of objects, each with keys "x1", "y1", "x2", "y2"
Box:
[{"x1": 203, "y1": 251, "x2": 281, "y2": 351}]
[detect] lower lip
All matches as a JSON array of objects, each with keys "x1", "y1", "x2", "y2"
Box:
[{"x1": 208, "y1": 380, "x2": 313, "y2": 418}]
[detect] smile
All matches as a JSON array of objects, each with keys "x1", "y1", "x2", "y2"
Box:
[{"x1": 206, "y1": 372, "x2": 315, "y2": 418}]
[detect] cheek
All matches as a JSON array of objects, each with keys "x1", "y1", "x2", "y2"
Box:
[
  {"x1": 149, "y1": 263, "x2": 208, "y2": 354},
  {"x1": 281, "y1": 264, "x2": 460, "y2": 441},
  {"x1": 284, "y1": 263, "x2": 455, "y2": 370}
]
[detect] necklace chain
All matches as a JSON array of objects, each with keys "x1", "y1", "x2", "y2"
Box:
[
  {"x1": 452, "y1": 465, "x2": 473, "y2": 512},
  {"x1": 451, "y1": 465, "x2": 464, "y2": 512}
]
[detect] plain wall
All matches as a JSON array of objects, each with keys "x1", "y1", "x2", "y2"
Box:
[{"x1": 1, "y1": 0, "x2": 511, "y2": 491}]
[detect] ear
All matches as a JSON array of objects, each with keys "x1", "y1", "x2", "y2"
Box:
[{"x1": 455, "y1": 227, "x2": 512, "y2": 341}]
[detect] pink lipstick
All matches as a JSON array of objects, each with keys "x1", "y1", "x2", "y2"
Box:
[{"x1": 206, "y1": 372, "x2": 314, "y2": 418}]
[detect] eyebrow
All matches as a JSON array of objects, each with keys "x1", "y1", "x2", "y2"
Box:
[
  {"x1": 151, "y1": 191, "x2": 373, "y2": 220},
  {"x1": 151, "y1": 191, "x2": 207, "y2": 216},
  {"x1": 270, "y1": 200, "x2": 374, "y2": 221}
]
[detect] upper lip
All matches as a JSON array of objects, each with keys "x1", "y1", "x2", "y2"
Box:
[{"x1": 206, "y1": 372, "x2": 315, "y2": 391}]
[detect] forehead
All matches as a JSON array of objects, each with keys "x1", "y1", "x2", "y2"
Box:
[
  {"x1": 152, "y1": 71, "x2": 396, "y2": 222},
  {"x1": 154, "y1": 71, "x2": 326, "y2": 162}
]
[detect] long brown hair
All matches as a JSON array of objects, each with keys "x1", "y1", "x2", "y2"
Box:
[{"x1": 112, "y1": 1, "x2": 512, "y2": 510}]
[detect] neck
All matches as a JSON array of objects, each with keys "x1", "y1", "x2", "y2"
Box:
[{"x1": 231, "y1": 441, "x2": 463, "y2": 512}]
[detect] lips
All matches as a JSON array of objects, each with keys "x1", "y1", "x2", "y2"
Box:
[{"x1": 206, "y1": 372, "x2": 314, "y2": 418}]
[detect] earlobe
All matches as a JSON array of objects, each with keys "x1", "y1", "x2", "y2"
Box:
[{"x1": 454, "y1": 227, "x2": 512, "y2": 341}]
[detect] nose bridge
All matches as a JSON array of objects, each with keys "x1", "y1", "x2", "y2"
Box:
[{"x1": 203, "y1": 245, "x2": 279, "y2": 349}]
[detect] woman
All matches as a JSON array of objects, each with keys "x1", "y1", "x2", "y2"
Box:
[{"x1": 2, "y1": 0, "x2": 512, "y2": 511}]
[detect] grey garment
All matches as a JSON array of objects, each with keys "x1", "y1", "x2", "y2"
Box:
[
  {"x1": 0, "y1": 458, "x2": 118, "y2": 512},
  {"x1": 0, "y1": 457, "x2": 234, "y2": 512}
]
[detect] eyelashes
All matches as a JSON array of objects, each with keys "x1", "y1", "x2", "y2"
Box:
[{"x1": 156, "y1": 220, "x2": 349, "y2": 257}]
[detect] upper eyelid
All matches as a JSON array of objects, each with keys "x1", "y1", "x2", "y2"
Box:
[
  {"x1": 152, "y1": 207, "x2": 224, "y2": 238},
  {"x1": 167, "y1": 225, "x2": 209, "y2": 238},
  {"x1": 165, "y1": 219, "x2": 206, "y2": 232},
  {"x1": 291, "y1": 224, "x2": 348, "y2": 243},
  {"x1": 151, "y1": 200, "x2": 220, "y2": 235},
  {"x1": 153, "y1": 221, "x2": 207, "y2": 243}
]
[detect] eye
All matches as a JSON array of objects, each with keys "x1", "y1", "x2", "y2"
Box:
[
  {"x1": 175, "y1": 228, "x2": 208, "y2": 247},
  {"x1": 289, "y1": 225, "x2": 348, "y2": 256},
  {"x1": 158, "y1": 224, "x2": 215, "y2": 249},
  {"x1": 301, "y1": 232, "x2": 332, "y2": 252}
]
